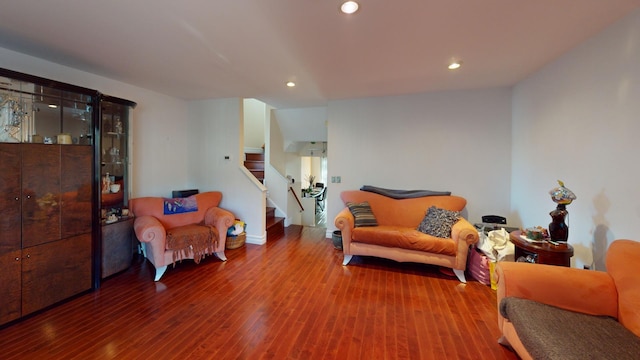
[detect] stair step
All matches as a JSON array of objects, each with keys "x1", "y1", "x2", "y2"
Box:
[
  {"x1": 266, "y1": 207, "x2": 275, "y2": 220},
  {"x1": 245, "y1": 153, "x2": 264, "y2": 161},
  {"x1": 249, "y1": 170, "x2": 264, "y2": 179},
  {"x1": 266, "y1": 216, "x2": 285, "y2": 240},
  {"x1": 244, "y1": 161, "x2": 265, "y2": 170}
]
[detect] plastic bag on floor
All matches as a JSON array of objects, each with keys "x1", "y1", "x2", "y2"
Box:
[
  {"x1": 477, "y1": 228, "x2": 515, "y2": 262},
  {"x1": 468, "y1": 247, "x2": 491, "y2": 285}
]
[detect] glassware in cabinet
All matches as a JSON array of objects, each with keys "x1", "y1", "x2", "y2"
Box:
[{"x1": 100, "y1": 96, "x2": 136, "y2": 223}]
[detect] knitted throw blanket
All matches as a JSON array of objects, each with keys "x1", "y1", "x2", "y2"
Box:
[
  {"x1": 500, "y1": 297, "x2": 640, "y2": 360},
  {"x1": 166, "y1": 224, "x2": 217, "y2": 265}
]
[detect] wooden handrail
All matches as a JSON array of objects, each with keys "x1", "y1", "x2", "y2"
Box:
[{"x1": 289, "y1": 186, "x2": 304, "y2": 212}]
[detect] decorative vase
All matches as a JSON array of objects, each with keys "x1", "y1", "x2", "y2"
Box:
[
  {"x1": 549, "y1": 204, "x2": 568, "y2": 241},
  {"x1": 548, "y1": 180, "x2": 576, "y2": 242}
]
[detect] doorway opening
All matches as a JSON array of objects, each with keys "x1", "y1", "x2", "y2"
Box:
[{"x1": 300, "y1": 150, "x2": 327, "y2": 228}]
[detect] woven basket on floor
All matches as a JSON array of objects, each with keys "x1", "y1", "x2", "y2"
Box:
[{"x1": 226, "y1": 233, "x2": 246, "y2": 249}]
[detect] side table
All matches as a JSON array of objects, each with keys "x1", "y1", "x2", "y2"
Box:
[{"x1": 509, "y1": 230, "x2": 574, "y2": 267}]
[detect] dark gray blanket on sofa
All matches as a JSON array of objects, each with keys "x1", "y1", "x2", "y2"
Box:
[
  {"x1": 500, "y1": 297, "x2": 640, "y2": 360},
  {"x1": 360, "y1": 185, "x2": 451, "y2": 199}
]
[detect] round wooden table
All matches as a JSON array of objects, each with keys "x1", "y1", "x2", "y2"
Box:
[{"x1": 509, "y1": 230, "x2": 574, "y2": 267}]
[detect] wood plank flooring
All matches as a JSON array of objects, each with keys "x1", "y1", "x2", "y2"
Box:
[{"x1": 0, "y1": 226, "x2": 518, "y2": 359}]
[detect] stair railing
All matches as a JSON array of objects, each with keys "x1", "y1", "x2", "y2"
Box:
[{"x1": 289, "y1": 186, "x2": 304, "y2": 212}]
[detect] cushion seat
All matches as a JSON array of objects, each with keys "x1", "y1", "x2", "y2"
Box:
[
  {"x1": 352, "y1": 225, "x2": 457, "y2": 255},
  {"x1": 500, "y1": 297, "x2": 640, "y2": 360},
  {"x1": 165, "y1": 224, "x2": 219, "y2": 264}
]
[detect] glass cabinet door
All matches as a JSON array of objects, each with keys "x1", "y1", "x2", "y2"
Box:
[
  {"x1": 0, "y1": 71, "x2": 94, "y2": 145},
  {"x1": 100, "y1": 97, "x2": 135, "y2": 223}
]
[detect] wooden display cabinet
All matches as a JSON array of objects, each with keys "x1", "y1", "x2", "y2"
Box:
[
  {"x1": 0, "y1": 143, "x2": 93, "y2": 325},
  {"x1": 100, "y1": 96, "x2": 137, "y2": 279},
  {"x1": 0, "y1": 67, "x2": 97, "y2": 326}
]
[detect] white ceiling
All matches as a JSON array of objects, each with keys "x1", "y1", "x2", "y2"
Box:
[{"x1": 0, "y1": 1, "x2": 638, "y2": 109}]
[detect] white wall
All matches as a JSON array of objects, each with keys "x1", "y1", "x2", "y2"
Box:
[
  {"x1": 0, "y1": 46, "x2": 189, "y2": 198},
  {"x1": 326, "y1": 88, "x2": 513, "y2": 236},
  {"x1": 274, "y1": 106, "x2": 328, "y2": 145},
  {"x1": 243, "y1": 98, "x2": 266, "y2": 150},
  {"x1": 511, "y1": 9, "x2": 640, "y2": 270},
  {"x1": 268, "y1": 107, "x2": 286, "y2": 175},
  {"x1": 188, "y1": 98, "x2": 267, "y2": 244}
]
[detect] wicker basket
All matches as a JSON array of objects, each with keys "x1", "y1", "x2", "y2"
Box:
[{"x1": 226, "y1": 233, "x2": 246, "y2": 249}]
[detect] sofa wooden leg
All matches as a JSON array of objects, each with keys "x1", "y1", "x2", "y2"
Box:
[
  {"x1": 453, "y1": 269, "x2": 467, "y2": 283},
  {"x1": 342, "y1": 255, "x2": 353, "y2": 266},
  {"x1": 215, "y1": 251, "x2": 227, "y2": 261},
  {"x1": 154, "y1": 265, "x2": 168, "y2": 282}
]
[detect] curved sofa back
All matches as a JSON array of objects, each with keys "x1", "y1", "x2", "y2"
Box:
[
  {"x1": 340, "y1": 190, "x2": 467, "y2": 228},
  {"x1": 129, "y1": 191, "x2": 223, "y2": 230}
]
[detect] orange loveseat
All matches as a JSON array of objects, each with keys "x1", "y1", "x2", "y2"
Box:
[
  {"x1": 334, "y1": 190, "x2": 479, "y2": 282},
  {"x1": 129, "y1": 191, "x2": 235, "y2": 281},
  {"x1": 496, "y1": 239, "x2": 640, "y2": 359}
]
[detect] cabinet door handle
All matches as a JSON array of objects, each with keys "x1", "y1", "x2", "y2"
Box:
[
  {"x1": 15, "y1": 196, "x2": 19, "y2": 201},
  {"x1": 26, "y1": 195, "x2": 32, "y2": 199},
  {"x1": 25, "y1": 254, "x2": 31, "y2": 259},
  {"x1": 15, "y1": 257, "x2": 20, "y2": 261}
]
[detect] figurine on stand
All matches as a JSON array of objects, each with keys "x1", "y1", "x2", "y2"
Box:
[{"x1": 102, "y1": 173, "x2": 111, "y2": 194}]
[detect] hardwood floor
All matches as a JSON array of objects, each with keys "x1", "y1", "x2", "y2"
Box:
[{"x1": 0, "y1": 226, "x2": 518, "y2": 360}]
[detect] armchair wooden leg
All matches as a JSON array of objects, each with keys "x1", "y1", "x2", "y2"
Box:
[
  {"x1": 453, "y1": 269, "x2": 467, "y2": 283},
  {"x1": 215, "y1": 251, "x2": 227, "y2": 261},
  {"x1": 342, "y1": 254, "x2": 353, "y2": 266},
  {"x1": 154, "y1": 265, "x2": 168, "y2": 282}
]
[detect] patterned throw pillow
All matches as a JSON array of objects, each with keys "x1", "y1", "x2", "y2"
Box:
[
  {"x1": 417, "y1": 206, "x2": 460, "y2": 238},
  {"x1": 347, "y1": 201, "x2": 378, "y2": 227},
  {"x1": 163, "y1": 196, "x2": 198, "y2": 215}
]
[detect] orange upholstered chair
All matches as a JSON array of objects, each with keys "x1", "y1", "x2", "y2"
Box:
[
  {"x1": 496, "y1": 239, "x2": 640, "y2": 359},
  {"x1": 129, "y1": 191, "x2": 235, "y2": 281}
]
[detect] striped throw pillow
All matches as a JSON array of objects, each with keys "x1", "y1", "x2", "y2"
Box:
[{"x1": 347, "y1": 201, "x2": 378, "y2": 227}]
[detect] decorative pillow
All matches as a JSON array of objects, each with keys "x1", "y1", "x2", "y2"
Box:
[
  {"x1": 417, "y1": 206, "x2": 460, "y2": 238},
  {"x1": 347, "y1": 201, "x2": 378, "y2": 227},
  {"x1": 163, "y1": 195, "x2": 198, "y2": 215}
]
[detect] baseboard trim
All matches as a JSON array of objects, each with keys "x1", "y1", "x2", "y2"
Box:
[{"x1": 246, "y1": 233, "x2": 266, "y2": 245}]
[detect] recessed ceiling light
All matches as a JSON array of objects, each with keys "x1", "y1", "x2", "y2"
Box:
[
  {"x1": 341, "y1": 1, "x2": 359, "y2": 14},
  {"x1": 286, "y1": 81, "x2": 296, "y2": 87},
  {"x1": 448, "y1": 61, "x2": 462, "y2": 70}
]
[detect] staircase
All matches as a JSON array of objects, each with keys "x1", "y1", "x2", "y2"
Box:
[
  {"x1": 244, "y1": 152, "x2": 265, "y2": 183},
  {"x1": 245, "y1": 152, "x2": 284, "y2": 239},
  {"x1": 266, "y1": 206, "x2": 285, "y2": 240}
]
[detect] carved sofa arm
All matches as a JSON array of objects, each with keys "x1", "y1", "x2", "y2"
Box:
[
  {"x1": 204, "y1": 207, "x2": 236, "y2": 252},
  {"x1": 451, "y1": 217, "x2": 479, "y2": 247},
  {"x1": 133, "y1": 215, "x2": 168, "y2": 270},
  {"x1": 334, "y1": 207, "x2": 355, "y2": 252}
]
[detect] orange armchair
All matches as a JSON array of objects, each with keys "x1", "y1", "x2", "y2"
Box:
[
  {"x1": 129, "y1": 191, "x2": 235, "y2": 281},
  {"x1": 496, "y1": 239, "x2": 640, "y2": 359}
]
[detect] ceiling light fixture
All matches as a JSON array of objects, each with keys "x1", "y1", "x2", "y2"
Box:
[
  {"x1": 286, "y1": 81, "x2": 296, "y2": 87},
  {"x1": 448, "y1": 61, "x2": 462, "y2": 70},
  {"x1": 48, "y1": 104, "x2": 58, "y2": 108},
  {"x1": 341, "y1": 1, "x2": 359, "y2": 14}
]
